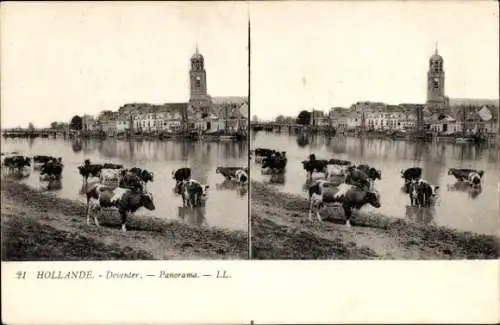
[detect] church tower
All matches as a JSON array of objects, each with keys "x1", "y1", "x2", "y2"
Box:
[
  {"x1": 189, "y1": 45, "x2": 211, "y2": 115},
  {"x1": 425, "y1": 44, "x2": 448, "y2": 114}
]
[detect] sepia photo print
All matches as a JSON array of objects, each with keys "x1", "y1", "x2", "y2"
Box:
[
  {"x1": 1, "y1": 2, "x2": 250, "y2": 261},
  {"x1": 249, "y1": 2, "x2": 499, "y2": 260}
]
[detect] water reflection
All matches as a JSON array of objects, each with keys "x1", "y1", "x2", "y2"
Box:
[
  {"x1": 405, "y1": 205, "x2": 436, "y2": 226},
  {"x1": 215, "y1": 180, "x2": 248, "y2": 197},
  {"x1": 251, "y1": 132, "x2": 499, "y2": 235},
  {"x1": 178, "y1": 206, "x2": 208, "y2": 227},
  {"x1": 447, "y1": 181, "x2": 483, "y2": 199},
  {"x1": 72, "y1": 140, "x2": 83, "y2": 153}
]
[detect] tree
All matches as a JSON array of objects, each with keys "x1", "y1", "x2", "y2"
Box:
[
  {"x1": 70, "y1": 115, "x2": 83, "y2": 131},
  {"x1": 275, "y1": 115, "x2": 285, "y2": 124},
  {"x1": 50, "y1": 121, "x2": 58, "y2": 129},
  {"x1": 252, "y1": 115, "x2": 259, "y2": 122},
  {"x1": 296, "y1": 110, "x2": 311, "y2": 125},
  {"x1": 28, "y1": 122, "x2": 35, "y2": 131}
]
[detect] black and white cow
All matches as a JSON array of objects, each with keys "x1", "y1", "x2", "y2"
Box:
[
  {"x1": 408, "y1": 178, "x2": 439, "y2": 208},
  {"x1": 179, "y1": 179, "x2": 210, "y2": 208},
  {"x1": 253, "y1": 148, "x2": 277, "y2": 163},
  {"x1": 356, "y1": 164, "x2": 382, "y2": 181},
  {"x1": 344, "y1": 167, "x2": 373, "y2": 191},
  {"x1": 86, "y1": 183, "x2": 155, "y2": 232},
  {"x1": 119, "y1": 171, "x2": 144, "y2": 193},
  {"x1": 308, "y1": 181, "x2": 381, "y2": 226},
  {"x1": 125, "y1": 167, "x2": 154, "y2": 189},
  {"x1": 447, "y1": 168, "x2": 483, "y2": 182},
  {"x1": 466, "y1": 171, "x2": 483, "y2": 189},
  {"x1": 235, "y1": 169, "x2": 248, "y2": 184},
  {"x1": 33, "y1": 155, "x2": 61, "y2": 169}
]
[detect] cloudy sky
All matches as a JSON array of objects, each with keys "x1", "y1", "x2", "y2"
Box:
[
  {"x1": 1, "y1": 2, "x2": 249, "y2": 128},
  {"x1": 251, "y1": 1, "x2": 499, "y2": 121}
]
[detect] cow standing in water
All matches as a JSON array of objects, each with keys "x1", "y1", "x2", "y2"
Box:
[
  {"x1": 308, "y1": 181, "x2": 381, "y2": 226},
  {"x1": 86, "y1": 183, "x2": 155, "y2": 232},
  {"x1": 408, "y1": 179, "x2": 439, "y2": 208},
  {"x1": 179, "y1": 179, "x2": 210, "y2": 208}
]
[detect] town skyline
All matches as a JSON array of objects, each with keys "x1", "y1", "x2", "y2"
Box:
[
  {"x1": 1, "y1": 2, "x2": 249, "y2": 129},
  {"x1": 251, "y1": 1, "x2": 499, "y2": 121}
]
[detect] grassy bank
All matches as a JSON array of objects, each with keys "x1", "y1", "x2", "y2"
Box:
[
  {"x1": 1, "y1": 179, "x2": 248, "y2": 260},
  {"x1": 251, "y1": 181, "x2": 499, "y2": 259}
]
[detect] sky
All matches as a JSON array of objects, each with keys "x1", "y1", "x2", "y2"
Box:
[
  {"x1": 250, "y1": 1, "x2": 499, "y2": 121},
  {"x1": 1, "y1": 1, "x2": 249, "y2": 129}
]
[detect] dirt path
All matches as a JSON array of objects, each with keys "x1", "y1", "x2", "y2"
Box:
[
  {"x1": 251, "y1": 181, "x2": 499, "y2": 259},
  {"x1": 1, "y1": 179, "x2": 248, "y2": 260}
]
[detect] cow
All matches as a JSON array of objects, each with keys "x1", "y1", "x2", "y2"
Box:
[
  {"x1": 119, "y1": 171, "x2": 144, "y2": 193},
  {"x1": 262, "y1": 154, "x2": 287, "y2": 174},
  {"x1": 78, "y1": 159, "x2": 104, "y2": 184},
  {"x1": 356, "y1": 164, "x2": 382, "y2": 181},
  {"x1": 99, "y1": 168, "x2": 121, "y2": 186},
  {"x1": 448, "y1": 168, "x2": 484, "y2": 182},
  {"x1": 235, "y1": 169, "x2": 248, "y2": 184},
  {"x1": 254, "y1": 148, "x2": 277, "y2": 163},
  {"x1": 308, "y1": 180, "x2": 381, "y2": 226},
  {"x1": 86, "y1": 183, "x2": 155, "y2": 232},
  {"x1": 39, "y1": 161, "x2": 63, "y2": 181},
  {"x1": 2, "y1": 155, "x2": 31, "y2": 174},
  {"x1": 327, "y1": 159, "x2": 352, "y2": 166},
  {"x1": 179, "y1": 179, "x2": 210, "y2": 208},
  {"x1": 33, "y1": 155, "x2": 61, "y2": 167},
  {"x1": 467, "y1": 171, "x2": 483, "y2": 189},
  {"x1": 408, "y1": 178, "x2": 439, "y2": 208},
  {"x1": 302, "y1": 154, "x2": 329, "y2": 180},
  {"x1": 127, "y1": 167, "x2": 154, "y2": 187},
  {"x1": 344, "y1": 167, "x2": 372, "y2": 191},
  {"x1": 216, "y1": 166, "x2": 249, "y2": 180}
]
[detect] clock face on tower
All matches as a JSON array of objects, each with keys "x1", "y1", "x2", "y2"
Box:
[{"x1": 432, "y1": 77, "x2": 440, "y2": 88}]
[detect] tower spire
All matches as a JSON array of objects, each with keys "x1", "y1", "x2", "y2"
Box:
[
  {"x1": 195, "y1": 43, "x2": 199, "y2": 54},
  {"x1": 434, "y1": 41, "x2": 438, "y2": 55}
]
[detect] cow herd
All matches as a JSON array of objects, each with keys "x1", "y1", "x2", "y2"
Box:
[
  {"x1": 1, "y1": 153, "x2": 64, "y2": 186},
  {"x1": 1, "y1": 151, "x2": 249, "y2": 233},
  {"x1": 252, "y1": 147, "x2": 487, "y2": 227},
  {"x1": 83, "y1": 160, "x2": 248, "y2": 231}
]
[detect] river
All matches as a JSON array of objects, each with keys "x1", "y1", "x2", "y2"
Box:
[
  {"x1": 1, "y1": 137, "x2": 249, "y2": 232},
  {"x1": 251, "y1": 131, "x2": 499, "y2": 236}
]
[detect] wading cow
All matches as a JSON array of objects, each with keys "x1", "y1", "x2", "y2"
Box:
[
  {"x1": 308, "y1": 180, "x2": 381, "y2": 226},
  {"x1": 86, "y1": 183, "x2": 155, "y2": 232}
]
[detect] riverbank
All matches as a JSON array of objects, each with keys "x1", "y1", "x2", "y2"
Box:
[
  {"x1": 251, "y1": 181, "x2": 499, "y2": 259},
  {"x1": 1, "y1": 178, "x2": 248, "y2": 260}
]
